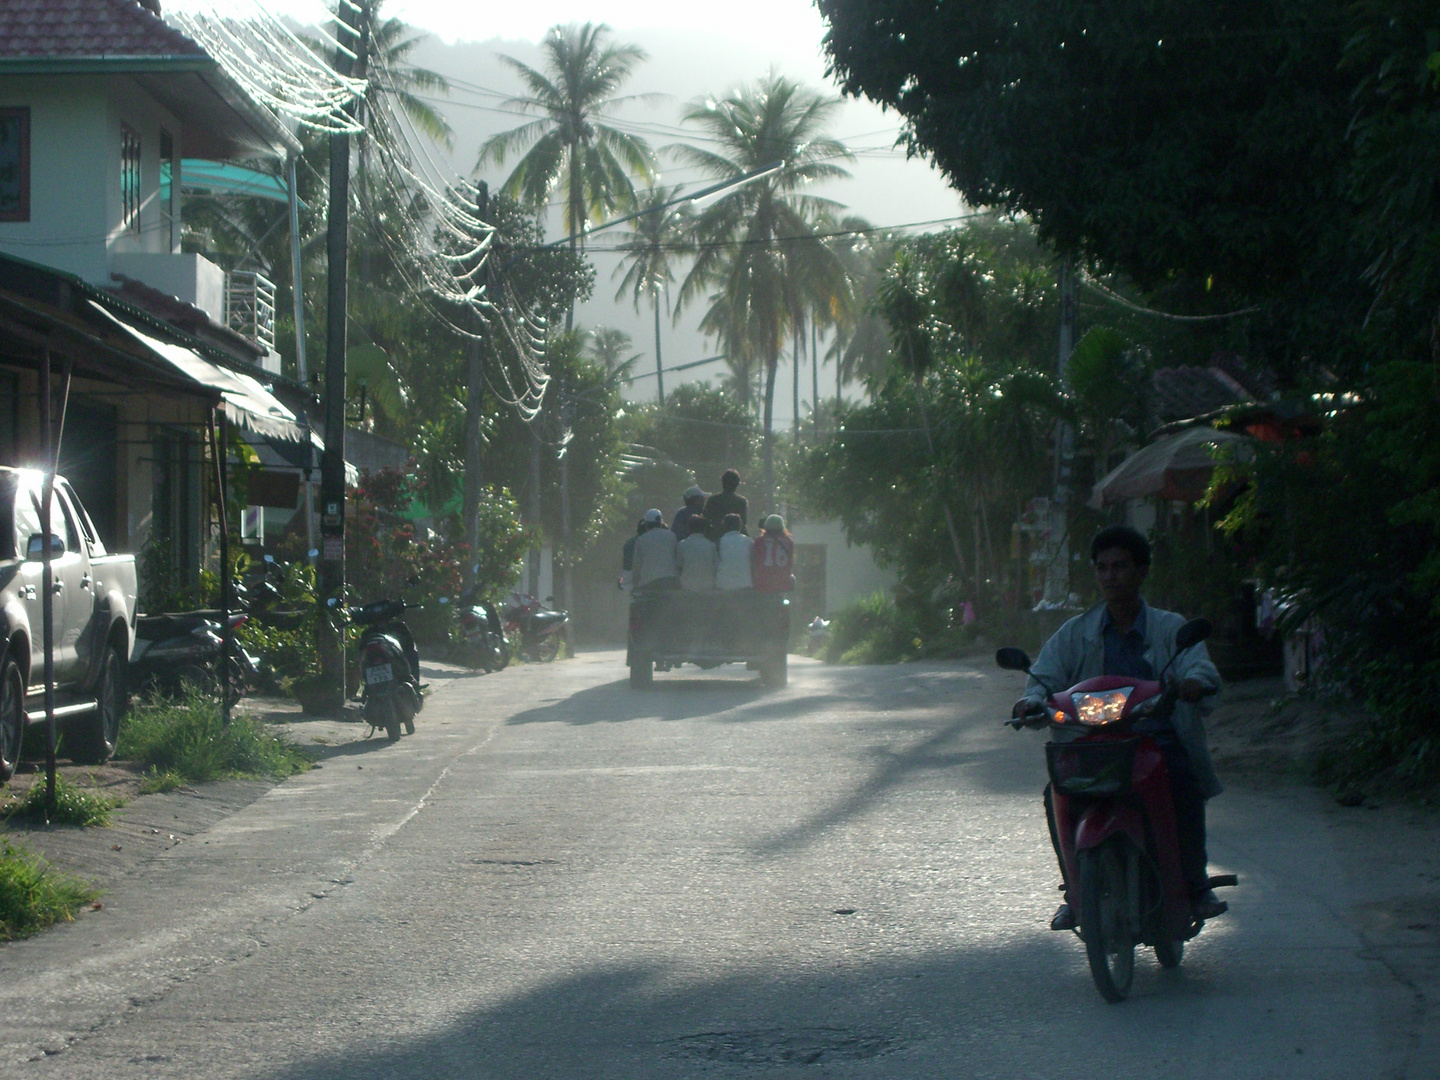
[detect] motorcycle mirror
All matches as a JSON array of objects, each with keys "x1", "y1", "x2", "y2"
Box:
[
  {"x1": 264, "y1": 554, "x2": 275, "y2": 563},
  {"x1": 995, "y1": 647, "x2": 1032, "y2": 672},
  {"x1": 1175, "y1": 618, "x2": 1213, "y2": 651},
  {"x1": 472, "y1": 563, "x2": 480, "y2": 575},
  {"x1": 438, "y1": 596, "x2": 449, "y2": 605},
  {"x1": 407, "y1": 574, "x2": 421, "y2": 586},
  {"x1": 545, "y1": 595, "x2": 555, "y2": 604},
  {"x1": 308, "y1": 548, "x2": 320, "y2": 559},
  {"x1": 326, "y1": 597, "x2": 339, "y2": 607}
]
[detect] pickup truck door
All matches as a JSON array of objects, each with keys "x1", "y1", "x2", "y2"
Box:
[{"x1": 14, "y1": 482, "x2": 83, "y2": 688}]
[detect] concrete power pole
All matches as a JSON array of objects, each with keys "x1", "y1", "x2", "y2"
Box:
[{"x1": 318, "y1": 7, "x2": 361, "y2": 709}]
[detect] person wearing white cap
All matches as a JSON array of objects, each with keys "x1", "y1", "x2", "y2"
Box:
[
  {"x1": 751, "y1": 514, "x2": 795, "y2": 593},
  {"x1": 671, "y1": 484, "x2": 708, "y2": 540},
  {"x1": 631, "y1": 508, "x2": 679, "y2": 591}
]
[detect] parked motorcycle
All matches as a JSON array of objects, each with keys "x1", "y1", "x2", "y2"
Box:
[
  {"x1": 502, "y1": 592, "x2": 568, "y2": 663},
  {"x1": 352, "y1": 595, "x2": 423, "y2": 741},
  {"x1": 454, "y1": 586, "x2": 510, "y2": 672},
  {"x1": 132, "y1": 610, "x2": 259, "y2": 704},
  {"x1": 995, "y1": 617, "x2": 1236, "y2": 1003}
]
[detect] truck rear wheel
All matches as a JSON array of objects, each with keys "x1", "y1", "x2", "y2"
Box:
[
  {"x1": 759, "y1": 654, "x2": 788, "y2": 688},
  {"x1": 0, "y1": 658, "x2": 23, "y2": 781},
  {"x1": 71, "y1": 643, "x2": 125, "y2": 765},
  {"x1": 629, "y1": 659, "x2": 653, "y2": 688}
]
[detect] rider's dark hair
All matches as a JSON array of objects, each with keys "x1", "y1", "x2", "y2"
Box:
[
  {"x1": 1090, "y1": 525, "x2": 1151, "y2": 567},
  {"x1": 688, "y1": 515, "x2": 709, "y2": 537},
  {"x1": 721, "y1": 469, "x2": 740, "y2": 492},
  {"x1": 723, "y1": 513, "x2": 742, "y2": 533}
]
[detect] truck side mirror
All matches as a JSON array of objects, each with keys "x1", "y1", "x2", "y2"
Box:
[{"x1": 26, "y1": 533, "x2": 64, "y2": 560}]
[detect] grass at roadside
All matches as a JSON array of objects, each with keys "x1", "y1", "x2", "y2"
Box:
[
  {"x1": 117, "y1": 691, "x2": 311, "y2": 785},
  {"x1": 2, "y1": 776, "x2": 120, "y2": 827},
  {"x1": 0, "y1": 840, "x2": 98, "y2": 941}
]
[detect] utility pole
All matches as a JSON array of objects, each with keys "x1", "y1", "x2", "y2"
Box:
[
  {"x1": 557, "y1": 378, "x2": 575, "y2": 653},
  {"x1": 462, "y1": 182, "x2": 489, "y2": 564},
  {"x1": 1043, "y1": 260, "x2": 1078, "y2": 606},
  {"x1": 318, "y1": 2, "x2": 361, "y2": 709}
]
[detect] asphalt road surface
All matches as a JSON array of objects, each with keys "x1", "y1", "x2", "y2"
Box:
[{"x1": 0, "y1": 652, "x2": 1422, "y2": 1078}]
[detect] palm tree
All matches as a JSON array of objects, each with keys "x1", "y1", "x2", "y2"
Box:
[
  {"x1": 476, "y1": 22, "x2": 655, "y2": 327},
  {"x1": 583, "y1": 326, "x2": 642, "y2": 382},
  {"x1": 612, "y1": 183, "x2": 691, "y2": 406},
  {"x1": 673, "y1": 73, "x2": 854, "y2": 506},
  {"x1": 345, "y1": 1, "x2": 453, "y2": 149}
]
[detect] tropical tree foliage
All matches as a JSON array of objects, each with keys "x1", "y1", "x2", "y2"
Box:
[
  {"x1": 673, "y1": 74, "x2": 854, "y2": 507},
  {"x1": 612, "y1": 183, "x2": 693, "y2": 405},
  {"x1": 476, "y1": 22, "x2": 655, "y2": 259}
]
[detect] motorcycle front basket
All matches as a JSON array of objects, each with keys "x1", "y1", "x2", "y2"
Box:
[{"x1": 1046, "y1": 739, "x2": 1138, "y2": 799}]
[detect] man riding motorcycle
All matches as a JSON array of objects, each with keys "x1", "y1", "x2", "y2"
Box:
[{"x1": 1013, "y1": 525, "x2": 1227, "y2": 930}]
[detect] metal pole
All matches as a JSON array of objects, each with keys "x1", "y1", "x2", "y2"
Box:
[
  {"x1": 211, "y1": 408, "x2": 232, "y2": 725},
  {"x1": 1044, "y1": 261, "x2": 1077, "y2": 605},
  {"x1": 558, "y1": 382, "x2": 574, "y2": 655},
  {"x1": 287, "y1": 154, "x2": 308, "y2": 384},
  {"x1": 318, "y1": 17, "x2": 358, "y2": 711},
  {"x1": 38, "y1": 350, "x2": 55, "y2": 807}
]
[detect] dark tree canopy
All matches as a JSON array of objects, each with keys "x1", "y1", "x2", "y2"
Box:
[{"x1": 816, "y1": 0, "x2": 1372, "y2": 375}]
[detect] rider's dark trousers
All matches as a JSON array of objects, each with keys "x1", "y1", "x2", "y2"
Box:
[{"x1": 1045, "y1": 733, "x2": 1210, "y2": 900}]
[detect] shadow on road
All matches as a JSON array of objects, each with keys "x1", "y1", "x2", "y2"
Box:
[
  {"x1": 507, "y1": 675, "x2": 769, "y2": 726},
  {"x1": 256, "y1": 933, "x2": 1224, "y2": 1080}
]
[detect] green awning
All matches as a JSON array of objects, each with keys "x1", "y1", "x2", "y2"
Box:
[{"x1": 174, "y1": 160, "x2": 295, "y2": 204}]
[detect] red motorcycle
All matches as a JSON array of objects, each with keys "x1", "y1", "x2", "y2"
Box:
[
  {"x1": 501, "y1": 592, "x2": 569, "y2": 663},
  {"x1": 996, "y1": 618, "x2": 1236, "y2": 1002}
]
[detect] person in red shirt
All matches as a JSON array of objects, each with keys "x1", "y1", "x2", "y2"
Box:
[{"x1": 751, "y1": 514, "x2": 795, "y2": 593}]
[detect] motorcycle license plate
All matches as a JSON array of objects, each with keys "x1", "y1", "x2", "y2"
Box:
[{"x1": 365, "y1": 663, "x2": 394, "y2": 685}]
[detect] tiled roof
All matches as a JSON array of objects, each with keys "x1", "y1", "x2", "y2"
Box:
[
  {"x1": 0, "y1": 0, "x2": 205, "y2": 61},
  {"x1": 1148, "y1": 365, "x2": 1255, "y2": 425}
]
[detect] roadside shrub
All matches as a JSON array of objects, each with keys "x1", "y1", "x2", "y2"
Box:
[
  {"x1": 116, "y1": 692, "x2": 310, "y2": 784},
  {"x1": 2, "y1": 776, "x2": 120, "y2": 827},
  {"x1": 0, "y1": 841, "x2": 98, "y2": 941}
]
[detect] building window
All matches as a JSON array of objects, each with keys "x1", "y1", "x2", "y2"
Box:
[
  {"x1": 121, "y1": 123, "x2": 141, "y2": 234},
  {"x1": 0, "y1": 107, "x2": 30, "y2": 222}
]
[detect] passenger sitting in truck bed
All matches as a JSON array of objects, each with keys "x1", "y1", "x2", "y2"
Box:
[
  {"x1": 676, "y1": 516, "x2": 718, "y2": 591},
  {"x1": 704, "y1": 469, "x2": 747, "y2": 537},
  {"x1": 715, "y1": 513, "x2": 753, "y2": 590},
  {"x1": 631, "y1": 509, "x2": 679, "y2": 591},
  {"x1": 751, "y1": 514, "x2": 795, "y2": 593},
  {"x1": 671, "y1": 485, "x2": 707, "y2": 540}
]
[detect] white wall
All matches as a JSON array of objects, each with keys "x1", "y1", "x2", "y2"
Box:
[
  {"x1": 789, "y1": 520, "x2": 896, "y2": 614},
  {"x1": 0, "y1": 74, "x2": 180, "y2": 284}
]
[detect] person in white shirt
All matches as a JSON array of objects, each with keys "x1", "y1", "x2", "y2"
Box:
[
  {"x1": 675, "y1": 515, "x2": 718, "y2": 591},
  {"x1": 715, "y1": 513, "x2": 753, "y2": 590},
  {"x1": 631, "y1": 508, "x2": 679, "y2": 591}
]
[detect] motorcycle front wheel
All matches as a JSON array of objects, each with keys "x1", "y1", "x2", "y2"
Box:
[
  {"x1": 1078, "y1": 839, "x2": 1137, "y2": 1003},
  {"x1": 488, "y1": 633, "x2": 511, "y2": 671}
]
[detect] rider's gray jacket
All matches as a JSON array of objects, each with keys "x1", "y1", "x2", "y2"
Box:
[{"x1": 1020, "y1": 600, "x2": 1224, "y2": 799}]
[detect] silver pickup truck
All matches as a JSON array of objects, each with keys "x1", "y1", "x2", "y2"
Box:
[{"x1": 0, "y1": 467, "x2": 136, "y2": 781}]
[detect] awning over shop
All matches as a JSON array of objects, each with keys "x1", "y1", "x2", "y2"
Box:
[
  {"x1": 177, "y1": 159, "x2": 295, "y2": 204},
  {"x1": 88, "y1": 300, "x2": 307, "y2": 444},
  {"x1": 1089, "y1": 426, "x2": 1254, "y2": 508}
]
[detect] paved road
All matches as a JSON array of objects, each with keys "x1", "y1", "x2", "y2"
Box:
[{"x1": 0, "y1": 652, "x2": 1421, "y2": 1078}]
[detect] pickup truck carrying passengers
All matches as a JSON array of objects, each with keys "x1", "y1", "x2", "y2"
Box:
[{"x1": 624, "y1": 470, "x2": 793, "y2": 690}]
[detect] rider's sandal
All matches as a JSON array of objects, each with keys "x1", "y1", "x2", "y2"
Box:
[
  {"x1": 1191, "y1": 889, "x2": 1229, "y2": 920},
  {"x1": 1050, "y1": 903, "x2": 1077, "y2": 931}
]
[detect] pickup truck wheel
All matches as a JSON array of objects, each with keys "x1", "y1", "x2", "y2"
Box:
[
  {"x1": 629, "y1": 659, "x2": 653, "y2": 688},
  {"x1": 71, "y1": 643, "x2": 125, "y2": 765},
  {"x1": 0, "y1": 658, "x2": 23, "y2": 781}
]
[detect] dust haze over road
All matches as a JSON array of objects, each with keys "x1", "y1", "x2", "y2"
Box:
[{"x1": 0, "y1": 652, "x2": 1418, "y2": 1078}]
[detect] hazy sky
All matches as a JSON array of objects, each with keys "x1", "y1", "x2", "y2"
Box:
[{"x1": 178, "y1": 0, "x2": 966, "y2": 416}]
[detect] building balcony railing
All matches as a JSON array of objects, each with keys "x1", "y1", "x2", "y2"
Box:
[{"x1": 224, "y1": 270, "x2": 276, "y2": 353}]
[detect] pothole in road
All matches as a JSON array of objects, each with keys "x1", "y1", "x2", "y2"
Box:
[{"x1": 667, "y1": 1027, "x2": 895, "y2": 1066}]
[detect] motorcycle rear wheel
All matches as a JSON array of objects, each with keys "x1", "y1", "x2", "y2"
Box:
[
  {"x1": 530, "y1": 635, "x2": 560, "y2": 663},
  {"x1": 489, "y1": 634, "x2": 511, "y2": 671},
  {"x1": 1154, "y1": 937, "x2": 1184, "y2": 969},
  {"x1": 1078, "y1": 840, "x2": 1137, "y2": 1003}
]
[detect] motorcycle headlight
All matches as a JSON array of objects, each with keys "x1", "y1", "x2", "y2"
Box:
[{"x1": 1072, "y1": 687, "x2": 1134, "y2": 726}]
